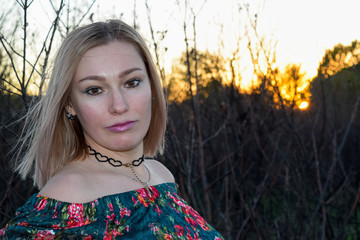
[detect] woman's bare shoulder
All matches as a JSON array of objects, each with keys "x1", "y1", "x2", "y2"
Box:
[
  {"x1": 145, "y1": 158, "x2": 175, "y2": 184},
  {"x1": 38, "y1": 159, "x2": 176, "y2": 203},
  {"x1": 38, "y1": 162, "x2": 96, "y2": 203}
]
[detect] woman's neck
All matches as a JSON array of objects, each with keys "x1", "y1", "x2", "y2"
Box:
[{"x1": 85, "y1": 138, "x2": 144, "y2": 166}]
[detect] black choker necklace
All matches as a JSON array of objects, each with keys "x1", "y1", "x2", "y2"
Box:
[{"x1": 88, "y1": 145, "x2": 144, "y2": 167}]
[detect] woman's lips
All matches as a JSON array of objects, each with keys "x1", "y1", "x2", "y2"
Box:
[{"x1": 107, "y1": 121, "x2": 136, "y2": 132}]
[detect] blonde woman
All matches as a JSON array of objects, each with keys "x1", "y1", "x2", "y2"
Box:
[{"x1": 0, "y1": 20, "x2": 224, "y2": 239}]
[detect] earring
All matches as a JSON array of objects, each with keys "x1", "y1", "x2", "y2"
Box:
[{"x1": 67, "y1": 112, "x2": 76, "y2": 120}]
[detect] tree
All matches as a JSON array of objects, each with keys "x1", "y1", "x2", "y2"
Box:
[
  {"x1": 167, "y1": 49, "x2": 226, "y2": 102},
  {"x1": 318, "y1": 40, "x2": 360, "y2": 78},
  {"x1": 311, "y1": 41, "x2": 360, "y2": 144},
  {"x1": 0, "y1": 0, "x2": 97, "y2": 228},
  {"x1": 276, "y1": 64, "x2": 310, "y2": 110}
]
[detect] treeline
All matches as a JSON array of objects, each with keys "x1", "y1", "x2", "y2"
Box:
[
  {"x1": 159, "y1": 58, "x2": 360, "y2": 239},
  {"x1": 3, "y1": 59, "x2": 360, "y2": 240}
]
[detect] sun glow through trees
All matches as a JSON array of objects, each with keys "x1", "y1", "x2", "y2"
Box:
[{"x1": 299, "y1": 101, "x2": 309, "y2": 110}]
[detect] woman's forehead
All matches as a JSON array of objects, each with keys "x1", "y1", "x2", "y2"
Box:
[{"x1": 73, "y1": 42, "x2": 147, "y2": 80}]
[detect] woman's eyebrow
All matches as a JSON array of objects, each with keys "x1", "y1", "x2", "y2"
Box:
[
  {"x1": 119, "y1": 67, "x2": 144, "y2": 78},
  {"x1": 78, "y1": 75, "x2": 105, "y2": 83},
  {"x1": 78, "y1": 67, "x2": 144, "y2": 83}
]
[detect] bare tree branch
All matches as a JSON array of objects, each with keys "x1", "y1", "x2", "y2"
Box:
[{"x1": 39, "y1": 0, "x2": 65, "y2": 95}]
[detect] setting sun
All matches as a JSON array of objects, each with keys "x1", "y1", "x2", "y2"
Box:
[{"x1": 299, "y1": 101, "x2": 309, "y2": 110}]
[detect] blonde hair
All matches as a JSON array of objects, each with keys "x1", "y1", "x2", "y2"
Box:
[{"x1": 15, "y1": 20, "x2": 167, "y2": 188}]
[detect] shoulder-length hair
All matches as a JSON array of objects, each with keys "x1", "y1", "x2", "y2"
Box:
[{"x1": 15, "y1": 20, "x2": 167, "y2": 188}]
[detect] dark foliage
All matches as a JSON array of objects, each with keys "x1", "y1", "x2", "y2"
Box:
[{"x1": 1, "y1": 66, "x2": 360, "y2": 240}]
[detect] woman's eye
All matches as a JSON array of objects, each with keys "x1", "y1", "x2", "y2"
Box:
[
  {"x1": 125, "y1": 79, "x2": 141, "y2": 88},
  {"x1": 85, "y1": 87, "x2": 102, "y2": 95}
]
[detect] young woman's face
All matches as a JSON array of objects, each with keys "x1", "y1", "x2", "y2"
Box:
[{"x1": 67, "y1": 41, "x2": 152, "y2": 153}]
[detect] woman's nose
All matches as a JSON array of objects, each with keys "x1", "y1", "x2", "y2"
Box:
[{"x1": 109, "y1": 90, "x2": 129, "y2": 114}]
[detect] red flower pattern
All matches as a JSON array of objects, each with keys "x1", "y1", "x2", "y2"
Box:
[
  {"x1": 108, "y1": 203, "x2": 114, "y2": 212},
  {"x1": 154, "y1": 204, "x2": 162, "y2": 215},
  {"x1": 35, "y1": 230, "x2": 55, "y2": 240},
  {"x1": 196, "y1": 218, "x2": 210, "y2": 231},
  {"x1": 149, "y1": 223, "x2": 159, "y2": 234},
  {"x1": 106, "y1": 213, "x2": 116, "y2": 221},
  {"x1": 137, "y1": 186, "x2": 160, "y2": 207},
  {"x1": 69, "y1": 203, "x2": 83, "y2": 219},
  {"x1": 17, "y1": 222, "x2": 29, "y2": 226},
  {"x1": 120, "y1": 207, "x2": 131, "y2": 218},
  {"x1": 66, "y1": 203, "x2": 90, "y2": 228},
  {"x1": 167, "y1": 192, "x2": 186, "y2": 208},
  {"x1": 185, "y1": 216, "x2": 198, "y2": 226},
  {"x1": 0, "y1": 184, "x2": 223, "y2": 239},
  {"x1": 164, "y1": 233, "x2": 173, "y2": 239},
  {"x1": 35, "y1": 197, "x2": 48, "y2": 211},
  {"x1": 175, "y1": 225, "x2": 185, "y2": 237}
]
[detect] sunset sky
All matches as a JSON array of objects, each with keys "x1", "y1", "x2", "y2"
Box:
[
  {"x1": 260, "y1": 0, "x2": 360, "y2": 77},
  {"x1": 3, "y1": 0, "x2": 360, "y2": 89},
  {"x1": 93, "y1": 0, "x2": 360, "y2": 82}
]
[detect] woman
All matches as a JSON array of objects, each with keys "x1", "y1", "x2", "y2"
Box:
[{"x1": 0, "y1": 20, "x2": 224, "y2": 239}]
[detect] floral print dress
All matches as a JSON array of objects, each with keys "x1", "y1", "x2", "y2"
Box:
[{"x1": 0, "y1": 183, "x2": 224, "y2": 239}]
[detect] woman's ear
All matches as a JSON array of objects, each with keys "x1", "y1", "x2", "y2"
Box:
[{"x1": 65, "y1": 101, "x2": 76, "y2": 116}]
